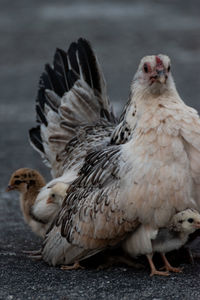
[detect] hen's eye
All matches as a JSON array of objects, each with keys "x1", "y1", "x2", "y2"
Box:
[
  {"x1": 143, "y1": 64, "x2": 148, "y2": 73},
  {"x1": 51, "y1": 194, "x2": 55, "y2": 198},
  {"x1": 188, "y1": 218, "x2": 194, "y2": 223},
  {"x1": 167, "y1": 65, "x2": 171, "y2": 72}
]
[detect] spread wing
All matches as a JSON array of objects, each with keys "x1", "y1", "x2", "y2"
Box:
[
  {"x1": 55, "y1": 146, "x2": 139, "y2": 251},
  {"x1": 42, "y1": 145, "x2": 139, "y2": 265},
  {"x1": 57, "y1": 120, "x2": 115, "y2": 174}
]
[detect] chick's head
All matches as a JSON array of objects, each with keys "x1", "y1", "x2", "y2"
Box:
[
  {"x1": 46, "y1": 182, "x2": 68, "y2": 206},
  {"x1": 170, "y1": 209, "x2": 200, "y2": 234},
  {"x1": 6, "y1": 168, "x2": 45, "y2": 193}
]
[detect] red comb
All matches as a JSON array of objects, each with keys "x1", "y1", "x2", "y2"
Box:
[{"x1": 156, "y1": 56, "x2": 163, "y2": 66}]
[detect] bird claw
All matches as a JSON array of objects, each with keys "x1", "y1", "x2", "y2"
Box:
[
  {"x1": 22, "y1": 249, "x2": 42, "y2": 255},
  {"x1": 159, "y1": 265, "x2": 183, "y2": 273},
  {"x1": 23, "y1": 249, "x2": 42, "y2": 260},
  {"x1": 150, "y1": 270, "x2": 170, "y2": 277},
  {"x1": 61, "y1": 262, "x2": 84, "y2": 270}
]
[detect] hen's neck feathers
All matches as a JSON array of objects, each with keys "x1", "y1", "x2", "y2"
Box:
[{"x1": 125, "y1": 74, "x2": 181, "y2": 129}]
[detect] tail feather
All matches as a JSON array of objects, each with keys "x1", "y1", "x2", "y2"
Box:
[
  {"x1": 67, "y1": 42, "x2": 80, "y2": 75},
  {"x1": 44, "y1": 64, "x2": 66, "y2": 97},
  {"x1": 29, "y1": 38, "x2": 117, "y2": 176},
  {"x1": 66, "y1": 69, "x2": 79, "y2": 89},
  {"x1": 29, "y1": 126, "x2": 44, "y2": 155},
  {"x1": 53, "y1": 48, "x2": 69, "y2": 91},
  {"x1": 77, "y1": 38, "x2": 101, "y2": 94},
  {"x1": 36, "y1": 105, "x2": 48, "y2": 126},
  {"x1": 45, "y1": 90, "x2": 61, "y2": 113}
]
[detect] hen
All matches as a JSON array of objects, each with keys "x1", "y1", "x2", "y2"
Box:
[
  {"x1": 28, "y1": 38, "x2": 200, "y2": 274},
  {"x1": 39, "y1": 50, "x2": 200, "y2": 271}
]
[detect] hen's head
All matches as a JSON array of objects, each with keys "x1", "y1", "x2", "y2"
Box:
[
  {"x1": 6, "y1": 168, "x2": 45, "y2": 193},
  {"x1": 133, "y1": 54, "x2": 173, "y2": 95}
]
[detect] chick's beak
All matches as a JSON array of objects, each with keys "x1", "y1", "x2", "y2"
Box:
[
  {"x1": 194, "y1": 221, "x2": 200, "y2": 229},
  {"x1": 6, "y1": 185, "x2": 15, "y2": 192},
  {"x1": 46, "y1": 197, "x2": 53, "y2": 204}
]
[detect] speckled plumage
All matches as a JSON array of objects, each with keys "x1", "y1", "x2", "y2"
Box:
[
  {"x1": 29, "y1": 40, "x2": 200, "y2": 270},
  {"x1": 41, "y1": 52, "x2": 200, "y2": 268},
  {"x1": 29, "y1": 39, "x2": 129, "y2": 235}
]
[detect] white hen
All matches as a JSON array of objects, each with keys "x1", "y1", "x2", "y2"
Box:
[{"x1": 40, "y1": 52, "x2": 200, "y2": 272}]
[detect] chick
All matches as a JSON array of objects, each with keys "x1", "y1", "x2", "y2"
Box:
[
  {"x1": 32, "y1": 181, "x2": 68, "y2": 225},
  {"x1": 6, "y1": 168, "x2": 47, "y2": 237},
  {"x1": 7, "y1": 169, "x2": 69, "y2": 238},
  {"x1": 123, "y1": 209, "x2": 200, "y2": 276}
]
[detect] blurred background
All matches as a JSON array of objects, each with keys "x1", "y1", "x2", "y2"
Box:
[{"x1": 1, "y1": 1, "x2": 200, "y2": 298}]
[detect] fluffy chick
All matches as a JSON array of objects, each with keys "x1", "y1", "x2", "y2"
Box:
[
  {"x1": 7, "y1": 168, "x2": 47, "y2": 237},
  {"x1": 32, "y1": 181, "x2": 68, "y2": 225},
  {"x1": 123, "y1": 209, "x2": 200, "y2": 276},
  {"x1": 7, "y1": 168, "x2": 69, "y2": 238}
]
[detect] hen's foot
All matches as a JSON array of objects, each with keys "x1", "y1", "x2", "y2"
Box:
[
  {"x1": 150, "y1": 270, "x2": 170, "y2": 277},
  {"x1": 160, "y1": 265, "x2": 183, "y2": 273},
  {"x1": 23, "y1": 249, "x2": 41, "y2": 255},
  {"x1": 61, "y1": 261, "x2": 84, "y2": 270}
]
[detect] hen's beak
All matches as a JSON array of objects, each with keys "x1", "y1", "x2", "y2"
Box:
[
  {"x1": 156, "y1": 70, "x2": 167, "y2": 84},
  {"x1": 6, "y1": 185, "x2": 15, "y2": 192}
]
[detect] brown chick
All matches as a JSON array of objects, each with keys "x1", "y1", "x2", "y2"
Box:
[{"x1": 6, "y1": 168, "x2": 47, "y2": 237}]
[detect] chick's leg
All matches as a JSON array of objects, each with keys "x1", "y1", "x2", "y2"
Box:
[
  {"x1": 160, "y1": 253, "x2": 183, "y2": 273},
  {"x1": 146, "y1": 254, "x2": 170, "y2": 277}
]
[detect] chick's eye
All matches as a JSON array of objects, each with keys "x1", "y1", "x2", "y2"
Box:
[
  {"x1": 188, "y1": 218, "x2": 194, "y2": 223},
  {"x1": 51, "y1": 194, "x2": 55, "y2": 198},
  {"x1": 14, "y1": 180, "x2": 21, "y2": 185},
  {"x1": 167, "y1": 65, "x2": 171, "y2": 72},
  {"x1": 143, "y1": 63, "x2": 149, "y2": 73}
]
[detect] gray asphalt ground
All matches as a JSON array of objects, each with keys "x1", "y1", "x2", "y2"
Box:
[{"x1": 1, "y1": 0, "x2": 200, "y2": 299}]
